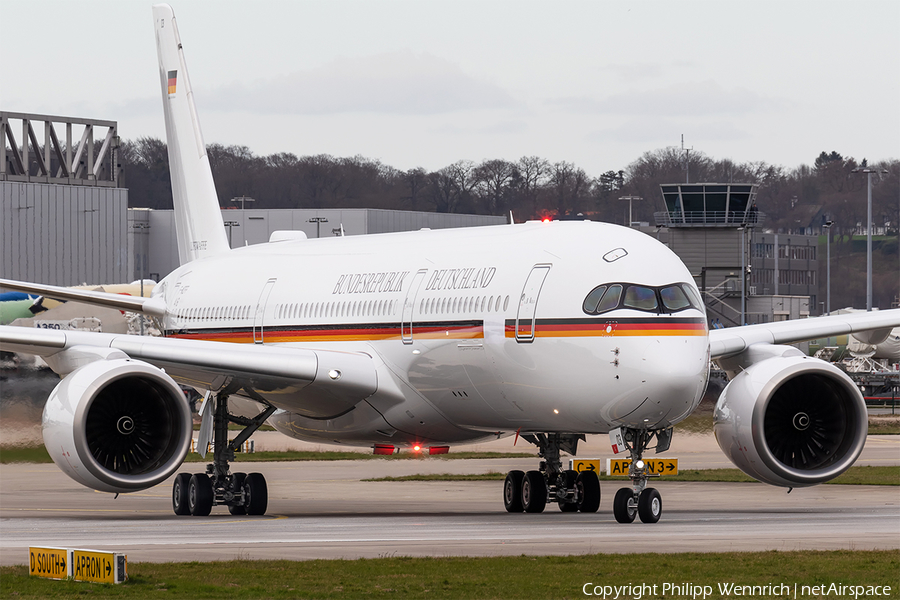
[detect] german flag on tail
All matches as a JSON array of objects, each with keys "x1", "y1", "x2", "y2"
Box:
[{"x1": 167, "y1": 70, "x2": 177, "y2": 95}]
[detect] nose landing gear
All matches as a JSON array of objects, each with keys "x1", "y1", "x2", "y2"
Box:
[{"x1": 612, "y1": 427, "x2": 671, "y2": 524}]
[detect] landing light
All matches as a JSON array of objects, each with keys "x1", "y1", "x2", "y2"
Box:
[
  {"x1": 553, "y1": 409, "x2": 559, "y2": 414},
  {"x1": 635, "y1": 460, "x2": 645, "y2": 470}
]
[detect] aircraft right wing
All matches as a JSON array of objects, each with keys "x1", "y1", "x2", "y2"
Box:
[{"x1": 709, "y1": 309, "x2": 900, "y2": 360}]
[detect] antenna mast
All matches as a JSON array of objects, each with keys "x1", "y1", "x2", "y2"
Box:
[{"x1": 681, "y1": 135, "x2": 692, "y2": 184}]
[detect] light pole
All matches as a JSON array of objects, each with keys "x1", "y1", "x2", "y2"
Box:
[
  {"x1": 738, "y1": 225, "x2": 746, "y2": 325},
  {"x1": 826, "y1": 227, "x2": 832, "y2": 315},
  {"x1": 308, "y1": 216, "x2": 328, "y2": 238},
  {"x1": 618, "y1": 196, "x2": 643, "y2": 227},
  {"x1": 132, "y1": 222, "x2": 150, "y2": 335},
  {"x1": 224, "y1": 220, "x2": 240, "y2": 248},
  {"x1": 851, "y1": 168, "x2": 888, "y2": 311}
]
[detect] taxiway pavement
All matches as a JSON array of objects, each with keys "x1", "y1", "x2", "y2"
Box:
[{"x1": 2, "y1": 435, "x2": 898, "y2": 565}]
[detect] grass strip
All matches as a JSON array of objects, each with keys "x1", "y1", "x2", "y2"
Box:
[
  {"x1": 1, "y1": 550, "x2": 897, "y2": 599},
  {"x1": 364, "y1": 465, "x2": 900, "y2": 486}
]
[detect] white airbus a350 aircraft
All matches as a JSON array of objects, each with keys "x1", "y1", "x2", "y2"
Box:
[{"x1": 2, "y1": 4, "x2": 898, "y2": 523}]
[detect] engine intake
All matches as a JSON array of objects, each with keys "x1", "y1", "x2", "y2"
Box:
[
  {"x1": 43, "y1": 358, "x2": 192, "y2": 493},
  {"x1": 713, "y1": 353, "x2": 867, "y2": 488}
]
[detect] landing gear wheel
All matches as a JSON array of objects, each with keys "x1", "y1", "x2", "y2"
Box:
[
  {"x1": 243, "y1": 472, "x2": 268, "y2": 516},
  {"x1": 522, "y1": 470, "x2": 547, "y2": 513},
  {"x1": 503, "y1": 470, "x2": 525, "y2": 512},
  {"x1": 228, "y1": 472, "x2": 247, "y2": 516},
  {"x1": 172, "y1": 473, "x2": 191, "y2": 516},
  {"x1": 638, "y1": 487, "x2": 662, "y2": 523},
  {"x1": 575, "y1": 470, "x2": 601, "y2": 513},
  {"x1": 613, "y1": 487, "x2": 637, "y2": 523},
  {"x1": 558, "y1": 470, "x2": 578, "y2": 512},
  {"x1": 189, "y1": 473, "x2": 213, "y2": 516}
]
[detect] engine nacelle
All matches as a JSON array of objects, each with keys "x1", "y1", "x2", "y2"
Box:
[
  {"x1": 42, "y1": 358, "x2": 193, "y2": 493},
  {"x1": 713, "y1": 354, "x2": 867, "y2": 488}
]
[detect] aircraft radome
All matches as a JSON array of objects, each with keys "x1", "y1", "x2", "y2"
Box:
[{"x1": 2, "y1": 3, "x2": 899, "y2": 523}]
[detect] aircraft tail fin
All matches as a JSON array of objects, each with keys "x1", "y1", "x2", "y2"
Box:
[{"x1": 153, "y1": 4, "x2": 230, "y2": 265}]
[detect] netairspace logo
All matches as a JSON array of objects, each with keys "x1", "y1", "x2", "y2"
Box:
[{"x1": 581, "y1": 582, "x2": 894, "y2": 599}]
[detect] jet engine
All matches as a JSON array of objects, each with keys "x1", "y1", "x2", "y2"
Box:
[
  {"x1": 713, "y1": 351, "x2": 867, "y2": 488},
  {"x1": 42, "y1": 358, "x2": 193, "y2": 494}
]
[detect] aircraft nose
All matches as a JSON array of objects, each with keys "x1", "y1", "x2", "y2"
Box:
[{"x1": 606, "y1": 336, "x2": 709, "y2": 428}]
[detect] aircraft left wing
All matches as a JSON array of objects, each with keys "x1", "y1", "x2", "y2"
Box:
[
  {"x1": 709, "y1": 308, "x2": 900, "y2": 359},
  {"x1": 0, "y1": 324, "x2": 378, "y2": 417},
  {"x1": 0, "y1": 278, "x2": 166, "y2": 317}
]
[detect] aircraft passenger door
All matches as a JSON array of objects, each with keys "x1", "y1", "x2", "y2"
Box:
[
  {"x1": 401, "y1": 269, "x2": 428, "y2": 344},
  {"x1": 253, "y1": 278, "x2": 277, "y2": 344},
  {"x1": 515, "y1": 264, "x2": 551, "y2": 343}
]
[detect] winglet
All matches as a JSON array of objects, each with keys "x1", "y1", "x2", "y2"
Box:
[{"x1": 153, "y1": 4, "x2": 230, "y2": 265}]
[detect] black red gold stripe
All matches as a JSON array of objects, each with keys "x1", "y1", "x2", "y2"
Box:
[
  {"x1": 167, "y1": 70, "x2": 177, "y2": 94},
  {"x1": 166, "y1": 320, "x2": 483, "y2": 343},
  {"x1": 166, "y1": 317, "x2": 707, "y2": 343},
  {"x1": 505, "y1": 317, "x2": 708, "y2": 338}
]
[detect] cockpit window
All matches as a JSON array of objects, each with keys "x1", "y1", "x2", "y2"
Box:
[
  {"x1": 582, "y1": 285, "x2": 607, "y2": 313},
  {"x1": 582, "y1": 282, "x2": 702, "y2": 315},
  {"x1": 660, "y1": 285, "x2": 691, "y2": 311},
  {"x1": 683, "y1": 285, "x2": 703, "y2": 311},
  {"x1": 623, "y1": 286, "x2": 658, "y2": 311},
  {"x1": 596, "y1": 284, "x2": 623, "y2": 313}
]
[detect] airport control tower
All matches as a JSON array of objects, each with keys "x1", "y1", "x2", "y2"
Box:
[{"x1": 655, "y1": 183, "x2": 818, "y2": 326}]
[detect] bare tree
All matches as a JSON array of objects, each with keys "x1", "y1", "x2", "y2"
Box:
[
  {"x1": 548, "y1": 161, "x2": 589, "y2": 217},
  {"x1": 514, "y1": 156, "x2": 549, "y2": 219},
  {"x1": 475, "y1": 159, "x2": 516, "y2": 215}
]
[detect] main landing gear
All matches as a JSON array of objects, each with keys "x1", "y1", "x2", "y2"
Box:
[
  {"x1": 502, "y1": 428, "x2": 672, "y2": 523},
  {"x1": 503, "y1": 433, "x2": 601, "y2": 514},
  {"x1": 171, "y1": 390, "x2": 276, "y2": 517},
  {"x1": 611, "y1": 427, "x2": 671, "y2": 524}
]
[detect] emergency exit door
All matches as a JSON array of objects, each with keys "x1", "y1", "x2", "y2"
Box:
[
  {"x1": 253, "y1": 278, "x2": 276, "y2": 344},
  {"x1": 515, "y1": 264, "x2": 550, "y2": 342}
]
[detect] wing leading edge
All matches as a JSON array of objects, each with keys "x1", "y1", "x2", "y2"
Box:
[
  {"x1": 0, "y1": 325, "x2": 378, "y2": 419},
  {"x1": 0, "y1": 278, "x2": 166, "y2": 317},
  {"x1": 709, "y1": 308, "x2": 900, "y2": 359}
]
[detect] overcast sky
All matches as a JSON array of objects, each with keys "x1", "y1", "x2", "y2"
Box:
[{"x1": 2, "y1": 0, "x2": 898, "y2": 175}]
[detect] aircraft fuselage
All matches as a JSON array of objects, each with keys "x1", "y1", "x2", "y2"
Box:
[{"x1": 156, "y1": 220, "x2": 710, "y2": 448}]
